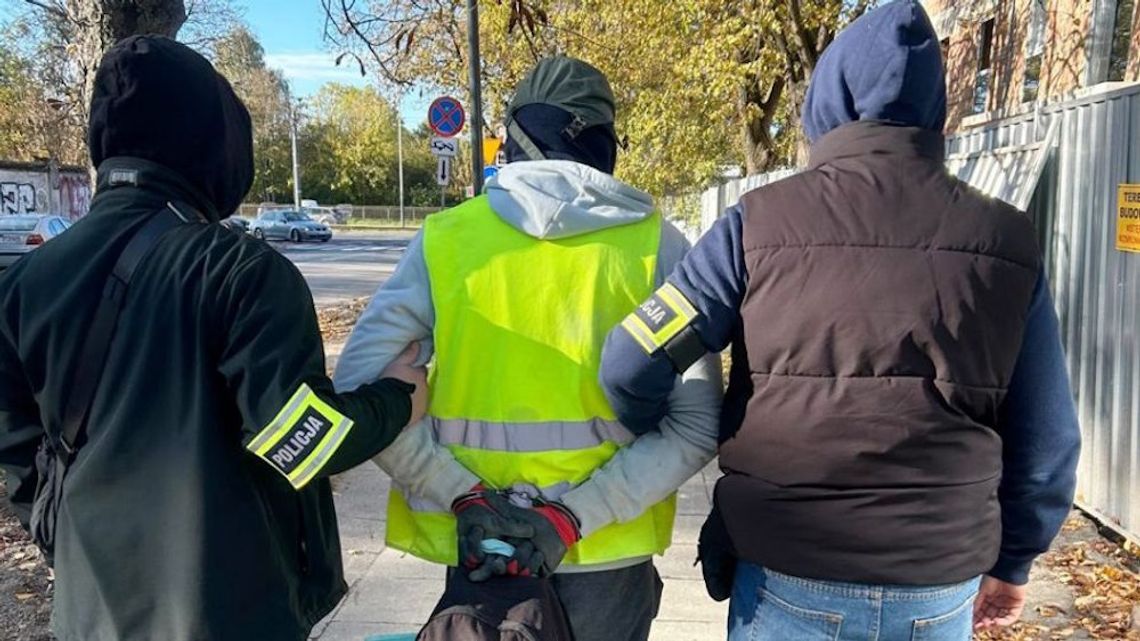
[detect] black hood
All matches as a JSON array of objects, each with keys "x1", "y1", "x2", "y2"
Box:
[{"x1": 88, "y1": 36, "x2": 254, "y2": 217}]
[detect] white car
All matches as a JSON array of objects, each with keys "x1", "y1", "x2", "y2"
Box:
[
  {"x1": 0, "y1": 214, "x2": 72, "y2": 270},
  {"x1": 305, "y1": 206, "x2": 350, "y2": 226}
]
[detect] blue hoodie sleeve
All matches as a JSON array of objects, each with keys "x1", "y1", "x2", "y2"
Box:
[
  {"x1": 989, "y1": 268, "x2": 1081, "y2": 585},
  {"x1": 600, "y1": 207, "x2": 747, "y2": 433}
]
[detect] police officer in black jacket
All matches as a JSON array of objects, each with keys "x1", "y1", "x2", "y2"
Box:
[{"x1": 0, "y1": 37, "x2": 426, "y2": 641}]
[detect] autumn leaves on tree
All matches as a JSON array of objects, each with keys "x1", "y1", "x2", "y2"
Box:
[
  {"x1": 2, "y1": 0, "x2": 875, "y2": 203},
  {"x1": 1, "y1": 0, "x2": 448, "y2": 207},
  {"x1": 322, "y1": 0, "x2": 873, "y2": 196}
]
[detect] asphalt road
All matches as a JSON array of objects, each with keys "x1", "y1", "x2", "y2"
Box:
[{"x1": 275, "y1": 230, "x2": 415, "y2": 307}]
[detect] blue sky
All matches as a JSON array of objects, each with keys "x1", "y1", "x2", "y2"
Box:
[
  {"x1": 245, "y1": 0, "x2": 363, "y2": 96},
  {"x1": 244, "y1": 0, "x2": 431, "y2": 126},
  {"x1": 0, "y1": 0, "x2": 432, "y2": 126}
]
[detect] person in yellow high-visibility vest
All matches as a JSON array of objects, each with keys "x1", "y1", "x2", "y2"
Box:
[{"x1": 334, "y1": 56, "x2": 722, "y2": 641}]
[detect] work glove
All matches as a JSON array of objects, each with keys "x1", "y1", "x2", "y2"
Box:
[
  {"x1": 451, "y1": 486, "x2": 535, "y2": 573},
  {"x1": 482, "y1": 491, "x2": 582, "y2": 580}
]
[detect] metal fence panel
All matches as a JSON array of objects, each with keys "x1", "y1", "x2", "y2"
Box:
[
  {"x1": 949, "y1": 83, "x2": 1140, "y2": 540},
  {"x1": 236, "y1": 204, "x2": 443, "y2": 227},
  {"x1": 945, "y1": 122, "x2": 1057, "y2": 211},
  {"x1": 691, "y1": 168, "x2": 798, "y2": 234}
]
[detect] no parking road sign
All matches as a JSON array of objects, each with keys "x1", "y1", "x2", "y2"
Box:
[{"x1": 428, "y1": 96, "x2": 466, "y2": 138}]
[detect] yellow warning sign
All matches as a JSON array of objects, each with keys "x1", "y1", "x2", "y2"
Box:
[
  {"x1": 1118, "y1": 184, "x2": 1140, "y2": 253},
  {"x1": 482, "y1": 138, "x2": 503, "y2": 167}
]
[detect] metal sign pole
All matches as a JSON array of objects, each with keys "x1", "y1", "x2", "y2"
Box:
[{"x1": 467, "y1": 0, "x2": 484, "y2": 195}]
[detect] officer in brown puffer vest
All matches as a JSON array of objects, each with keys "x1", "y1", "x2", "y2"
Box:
[{"x1": 598, "y1": 1, "x2": 1080, "y2": 640}]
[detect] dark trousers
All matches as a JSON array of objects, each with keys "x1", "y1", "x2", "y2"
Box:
[{"x1": 551, "y1": 561, "x2": 663, "y2": 641}]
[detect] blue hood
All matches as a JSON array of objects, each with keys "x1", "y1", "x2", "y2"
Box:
[{"x1": 803, "y1": 0, "x2": 946, "y2": 144}]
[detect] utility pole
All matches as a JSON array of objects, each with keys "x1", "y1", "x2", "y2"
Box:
[
  {"x1": 290, "y1": 99, "x2": 302, "y2": 209},
  {"x1": 467, "y1": 0, "x2": 484, "y2": 195},
  {"x1": 397, "y1": 92, "x2": 406, "y2": 227}
]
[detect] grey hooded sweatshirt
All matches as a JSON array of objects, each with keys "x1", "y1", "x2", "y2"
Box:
[{"x1": 333, "y1": 160, "x2": 722, "y2": 572}]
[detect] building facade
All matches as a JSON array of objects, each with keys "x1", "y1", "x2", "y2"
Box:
[{"x1": 924, "y1": 0, "x2": 1139, "y2": 131}]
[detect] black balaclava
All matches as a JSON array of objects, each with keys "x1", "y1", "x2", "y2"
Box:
[{"x1": 504, "y1": 104, "x2": 619, "y2": 174}]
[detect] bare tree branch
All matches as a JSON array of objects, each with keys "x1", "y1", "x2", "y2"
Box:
[{"x1": 21, "y1": 0, "x2": 68, "y2": 21}]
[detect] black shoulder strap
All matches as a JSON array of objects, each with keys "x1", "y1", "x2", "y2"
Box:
[{"x1": 56, "y1": 203, "x2": 202, "y2": 458}]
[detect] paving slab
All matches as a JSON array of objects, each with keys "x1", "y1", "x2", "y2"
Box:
[
  {"x1": 333, "y1": 574, "x2": 442, "y2": 626},
  {"x1": 320, "y1": 621, "x2": 419, "y2": 641}
]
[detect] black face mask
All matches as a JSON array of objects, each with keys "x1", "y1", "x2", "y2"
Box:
[{"x1": 504, "y1": 104, "x2": 618, "y2": 175}]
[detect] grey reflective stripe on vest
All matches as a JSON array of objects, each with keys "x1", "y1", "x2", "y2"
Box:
[
  {"x1": 398, "y1": 480, "x2": 576, "y2": 513},
  {"x1": 432, "y1": 417, "x2": 635, "y2": 452},
  {"x1": 396, "y1": 417, "x2": 634, "y2": 513}
]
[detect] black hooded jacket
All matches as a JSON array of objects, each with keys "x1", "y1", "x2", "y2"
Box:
[{"x1": 0, "y1": 37, "x2": 413, "y2": 641}]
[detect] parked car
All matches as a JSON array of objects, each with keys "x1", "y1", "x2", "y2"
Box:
[
  {"x1": 0, "y1": 214, "x2": 72, "y2": 270},
  {"x1": 220, "y1": 215, "x2": 251, "y2": 232},
  {"x1": 256, "y1": 202, "x2": 287, "y2": 217},
  {"x1": 305, "y1": 206, "x2": 346, "y2": 226},
  {"x1": 249, "y1": 210, "x2": 332, "y2": 243}
]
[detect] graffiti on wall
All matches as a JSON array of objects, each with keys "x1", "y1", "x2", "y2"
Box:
[
  {"x1": 58, "y1": 174, "x2": 91, "y2": 220},
  {"x1": 0, "y1": 182, "x2": 37, "y2": 215},
  {"x1": 0, "y1": 168, "x2": 92, "y2": 219}
]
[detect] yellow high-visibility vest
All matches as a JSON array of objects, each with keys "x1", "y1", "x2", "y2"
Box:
[{"x1": 386, "y1": 195, "x2": 677, "y2": 566}]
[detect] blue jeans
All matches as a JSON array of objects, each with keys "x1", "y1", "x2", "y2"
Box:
[{"x1": 728, "y1": 562, "x2": 981, "y2": 641}]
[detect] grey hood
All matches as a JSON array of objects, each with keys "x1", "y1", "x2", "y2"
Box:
[{"x1": 485, "y1": 160, "x2": 655, "y2": 239}]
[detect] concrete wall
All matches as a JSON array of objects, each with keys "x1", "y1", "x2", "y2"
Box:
[{"x1": 0, "y1": 162, "x2": 91, "y2": 220}]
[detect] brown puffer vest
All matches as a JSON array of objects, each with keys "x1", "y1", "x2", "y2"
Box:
[{"x1": 717, "y1": 121, "x2": 1041, "y2": 585}]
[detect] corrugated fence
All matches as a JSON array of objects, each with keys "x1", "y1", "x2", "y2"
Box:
[
  {"x1": 688, "y1": 82, "x2": 1140, "y2": 541},
  {"x1": 949, "y1": 83, "x2": 1140, "y2": 541}
]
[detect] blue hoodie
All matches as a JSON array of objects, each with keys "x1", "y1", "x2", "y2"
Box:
[
  {"x1": 802, "y1": 0, "x2": 947, "y2": 142},
  {"x1": 600, "y1": 0, "x2": 1079, "y2": 586}
]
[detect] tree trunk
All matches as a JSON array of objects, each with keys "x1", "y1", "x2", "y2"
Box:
[
  {"x1": 785, "y1": 77, "x2": 809, "y2": 168},
  {"x1": 742, "y1": 125, "x2": 775, "y2": 175},
  {"x1": 741, "y1": 75, "x2": 785, "y2": 175},
  {"x1": 67, "y1": 0, "x2": 188, "y2": 130}
]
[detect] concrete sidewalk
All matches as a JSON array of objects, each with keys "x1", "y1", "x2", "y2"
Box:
[{"x1": 308, "y1": 464, "x2": 726, "y2": 641}]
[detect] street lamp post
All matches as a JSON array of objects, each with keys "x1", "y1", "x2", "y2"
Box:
[{"x1": 290, "y1": 99, "x2": 302, "y2": 209}]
